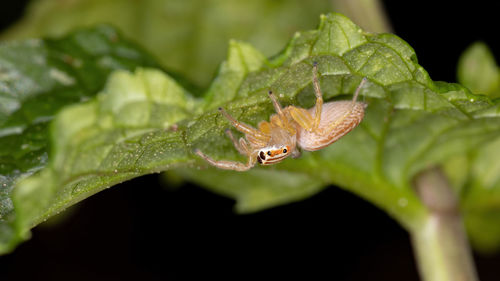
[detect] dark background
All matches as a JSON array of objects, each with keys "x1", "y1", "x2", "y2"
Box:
[{"x1": 1, "y1": 1, "x2": 500, "y2": 280}]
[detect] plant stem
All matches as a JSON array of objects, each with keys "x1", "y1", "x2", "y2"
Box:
[
  {"x1": 332, "y1": 0, "x2": 393, "y2": 33},
  {"x1": 412, "y1": 167, "x2": 478, "y2": 281}
]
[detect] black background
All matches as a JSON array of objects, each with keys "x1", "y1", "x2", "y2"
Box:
[{"x1": 1, "y1": 1, "x2": 500, "y2": 280}]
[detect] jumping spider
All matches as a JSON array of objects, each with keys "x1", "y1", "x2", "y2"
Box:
[{"x1": 195, "y1": 62, "x2": 368, "y2": 171}]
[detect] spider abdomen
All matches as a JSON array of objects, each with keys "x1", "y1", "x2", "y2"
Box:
[{"x1": 297, "y1": 101, "x2": 365, "y2": 151}]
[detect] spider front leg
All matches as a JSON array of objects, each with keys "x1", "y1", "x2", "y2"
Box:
[
  {"x1": 194, "y1": 149, "x2": 257, "y2": 171},
  {"x1": 218, "y1": 107, "x2": 268, "y2": 142},
  {"x1": 225, "y1": 129, "x2": 250, "y2": 155},
  {"x1": 195, "y1": 107, "x2": 267, "y2": 171}
]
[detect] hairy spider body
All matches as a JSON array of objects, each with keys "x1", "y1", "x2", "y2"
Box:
[
  {"x1": 297, "y1": 100, "x2": 366, "y2": 151},
  {"x1": 195, "y1": 63, "x2": 367, "y2": 171}
]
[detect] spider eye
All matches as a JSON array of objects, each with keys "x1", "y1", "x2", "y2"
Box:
[
  {"x1": 257, "y1": 155, "x2": 263, "y2": 164},
  {"x1": 283, "y1": 148, "x2": 287, "y2": 153},
  {"x1": 267, "y1": 151, "x2": 271, "y2": 156},
  {"x1": 259, "y1": 151, "x2": 266, "y2": 160}
]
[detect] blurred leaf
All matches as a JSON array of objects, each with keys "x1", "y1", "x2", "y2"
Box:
[
  {"x1": 456, "y1": 137, "x2": 500, "y2": 253},
  {"x1": 458, "y1": 136, "x2": 500, "y2": 253},
  {"x1": 0, "y1": 25, "x2": 159, "y2": 253},
  {"x1": 452, "y1": 42, "x2": 500, "y2": 253},
  {"x1": 457, "y1": 42, "x2": 500, "y2": 98},
  {"x1": 6, "y1": 13, "x2": 500, "y2": 255},
  {"x1": 2, "y1": 0, "x2": 333, "y2": 88},
  {"x1": 183, "y1": 169, "x2": 324, "y2": 213}
]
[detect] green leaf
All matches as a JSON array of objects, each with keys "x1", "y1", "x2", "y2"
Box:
[
  {"x1": 2, "y1": 0, "x2": 333, "y2": 88},
  {"x1": 7, "y1": 13, "x2": 500, "y2": 254},
  {"x1": 461, "y1": 146, "x2": 500, "y2": 253},
  {"x1": 439, "y1": 136, "x2": 500, "y2": 254},
  {"x1": 178, "y1": 15, "x2": 498, "y2": 232},
  {"x1": 447, "y1": 42, "x2": 500, "y2": 253},
  {"x1": 13, "y1": 68, "x2": 195, "y2": 240},
  {"x1": 452, "y1": 135, "x2": 500, "y2": 253},
  {"x1": 202, "y1": 40, "x2": 267, "y2": 109},
  {"x1": 0, "y1": 25, "x2": 159, "y2": 253},
  {"x1": 174, "y1": 14, "x2": 500, "y2": 234},
  {"x1": 180, "y1": 169, "x2": 324, "y2": 213},
  {"x1": 457, "y1": 42, "x2": 500, "y2": 98}
]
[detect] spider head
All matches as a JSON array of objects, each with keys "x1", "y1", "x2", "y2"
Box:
[{"x1": 256, "y1": 145, "x2": 292, "y2": 165}]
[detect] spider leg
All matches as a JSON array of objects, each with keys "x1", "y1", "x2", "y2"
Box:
[
  {"x1": 195, "y1": 149, "x2": 256, "y2": 171},
  {"x1": 287, "y1": 106, "x2": 314, "y2": 131},
  {"x1": 225, "y1": 129, "x2": 250, "y2": 155},
  {"x1": 267, "y1": 91, "x2": 286, "y2": 116},
  {"x1": 291, "y1": 76, "x2": 368, "y2": 136},
  {"x1": 218, "y1": 107, "x2": 269, "y2": 141},
  {"x1": 267, "y1": 91, "x2": 296, "y2": 135},
  {"x1": 288, "y1": 62, "x2": 324, "y2": 133},
  {"x1": 258, "y1": 121, "x2": 271, "y2": 134},
  {"x1": 311, "y1": 62, "x2": 324, "y2": 131},
  {"x1": 351, "y1": 77, "x2": 367, "y2": 103}
]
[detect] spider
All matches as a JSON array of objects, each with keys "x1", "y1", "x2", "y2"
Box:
[{"x1": 195, "y1": 62, "x2": 368, "y2": 171}]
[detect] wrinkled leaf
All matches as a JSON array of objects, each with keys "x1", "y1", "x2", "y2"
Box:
[
  {"x1": 14, "y1": 68, "x2": 195, "y2": 236},
  {"x1": 0, "y1": 25, "x2": 159, "y2": 253},
  {"x1": 177, "y1": 14, "x2": 499, "y2": 232},
  {"x1": 6, "y1": 13, "x2": 500, "y2": 255},
  {"x1": 2, "y1": 0, "x2": 333, "y2": 88}
]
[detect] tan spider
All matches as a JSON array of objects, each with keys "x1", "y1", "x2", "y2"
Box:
[{"x1": 195, "y1": 62, "x2": 368, "y2": 171}]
